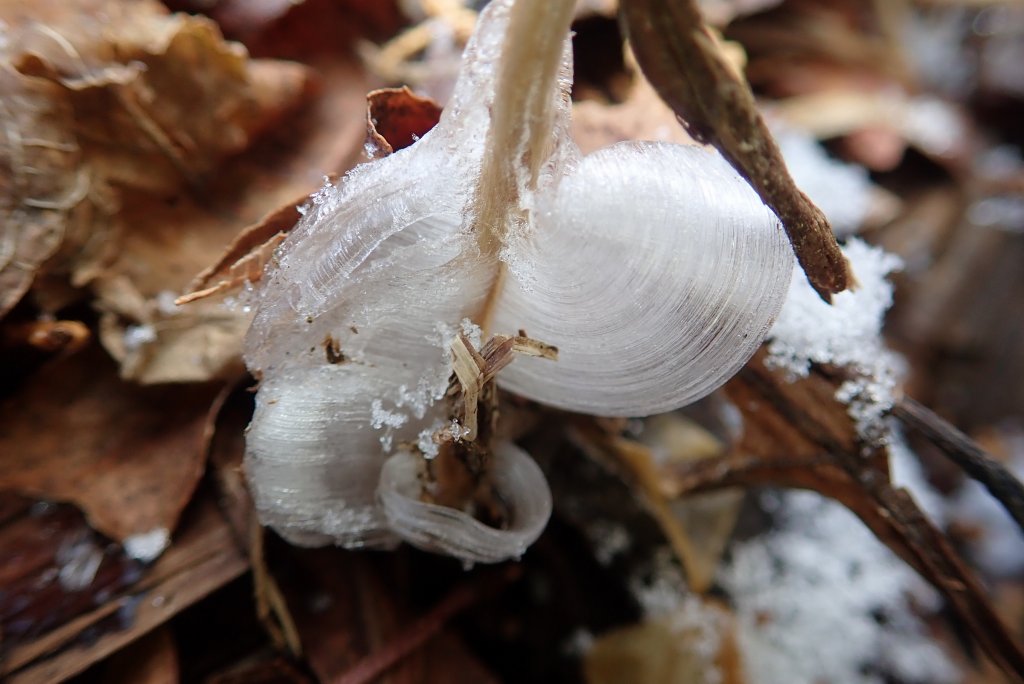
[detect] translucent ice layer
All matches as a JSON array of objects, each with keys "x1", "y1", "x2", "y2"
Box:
[{"x1": 244, "y1": 0, "x2": 794, "y2": 561}]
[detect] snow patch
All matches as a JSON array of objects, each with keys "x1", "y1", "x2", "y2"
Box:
[
  {"x1": 123, "y1": 528, "x2": 170, "y2": 563},
  {"x1": 767, "y1": 239, "x2": 904, "y2": 444}
]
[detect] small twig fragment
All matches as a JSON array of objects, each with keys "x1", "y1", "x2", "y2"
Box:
[
  {"x1": 449, "y1": 332, "x2": 557, "y2": 441},
  {"x1": 1, "y1": 319, "x2": 90, "y2": 355}
]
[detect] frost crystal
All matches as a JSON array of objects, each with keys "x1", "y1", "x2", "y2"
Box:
[
  {"x1": 123, "y1": 324, "x2": 157, "y2": 351},
  {"x1": 57, "y1": 533, "x2": 104, "y2": 591},
  {"x1": 123, "y1": 528, "x2": 170, "y2": 563},
  {"x1": 767, "y1": 239, "x2": 904, "y2": 443},
  {"x1": 585, "y1": 520, "x2": 631, "y2": 566},
  {"x1": 719, "y1": 491, "x2": 958, "y2": 684}
]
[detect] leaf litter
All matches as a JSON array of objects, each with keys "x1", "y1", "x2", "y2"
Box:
[{"x1": 2, "y1": 0, "x2": 1024, "y2": 683}]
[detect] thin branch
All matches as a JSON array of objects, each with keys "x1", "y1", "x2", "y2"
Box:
[
  {"x1": 333, "y1": 565, "x2": 521, "y2": 684},
  {"x1": 894, "y1": 395, "x2": 1024, "y2": 536},
  {"x1": 619, "y1": 0, "x2": 851, "y2": 301}
]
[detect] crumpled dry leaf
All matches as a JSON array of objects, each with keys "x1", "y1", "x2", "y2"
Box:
[
  {"x1": 0, "y1": 64, "x2": 115, "y2": 318},
  {"x1": 0, "y1": 0, "x2": 313, "y2": 329},
  {"x1": 92, "y1": 53, "x2": 369, "y2": 382},
  {"x1": 115, "y1": 55, "x2": 367, "y2": 383},
  {"x1": 0, "y1": 345, "x2": 224, "y2": 545},
  {"x1": 6, "y1": 0, "x2": 310, "y2": 193},
  {"x1": 366, "y1": 86, "x2": 443, "y2": 156}
]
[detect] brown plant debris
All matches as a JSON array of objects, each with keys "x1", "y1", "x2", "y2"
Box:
[
  {"x1": 620, "y1": 0, "x2": 852, "y2": 301},
  {"x1": 0, "y1": 345, "x2": 225, "y2": 544},
  {"x1": 0, "y1": 494, "x2": 247, "y2": 682},
  {"x1": 420, "y1": 332, "x2": 557, "y2": 516},
  {"x1": 175, "y1": 199, "x2": 305, "y2": 306},
  {"x1": 647, "y1": 348, "x2": 1024, "y2": 681},
  {"x1": 366, "y1": 86, "x2": 444, "y2": 156}
]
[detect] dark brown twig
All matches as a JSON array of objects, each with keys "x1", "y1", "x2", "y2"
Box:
[
  {"x1": 619, "y1": 0, "x2": 851, "y2": 301},
  {"x1": 333, "y1": 565, "x2": 522, "y2": 684},
  {"x1": 894, "y1": 395, "x2": 1024, "y2": 536}
]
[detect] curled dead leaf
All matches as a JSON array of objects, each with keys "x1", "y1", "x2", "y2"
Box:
[
  {"x1": 0, "y1": 65, "x2": 114, "y2": 318},
  {"x1": 366, "y1": 86, "x2": 443, "y2": 156},
  {"x1": 7, "y1": 0, "x2": 312, "y2": 193}
]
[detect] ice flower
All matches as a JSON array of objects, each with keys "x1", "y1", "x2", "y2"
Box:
[{"x1": 243, "y1": 0, "x2": 794, "y2": 562}]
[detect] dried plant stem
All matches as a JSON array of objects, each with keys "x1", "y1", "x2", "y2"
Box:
[
  {"x1": 620, "y1": 0, "x2": 851, "y2": 301},
  {"x1": 473, "y1": 0, "x2": 574, "y2": 258},
  {"x1": 894, "y1": 396, "x2": 1024, "y2": 536}
]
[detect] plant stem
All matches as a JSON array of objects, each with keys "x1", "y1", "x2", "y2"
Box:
[{"x1": 473, "y1": 0, "x2": 575, "y2": 258}]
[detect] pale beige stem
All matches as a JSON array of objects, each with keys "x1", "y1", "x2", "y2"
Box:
[{"x1": 473, "y1": 0, "x2": 576, "y2": 258}]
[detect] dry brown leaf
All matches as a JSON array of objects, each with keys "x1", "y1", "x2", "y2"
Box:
[
  {"x1": 7, "y1": 0, "x2": 311, "y2": 193},
  {"x1": 0, "y1": 495, "x2": 143, "y2": 651},
  {"x1": 0, "y1": 345, "x2": 224, "y2": 544},
  {"x1": 584, "y1": 598, "x2": 743, "y2": 684},
  {"x1": 1, "y1": 494, "x2": 247, "y2": 682},
  {"x1": 0, "y1": 65, "x2": 115, "y2": 318},
  {"x1": 183, "y1": 0, "x2": 406, "y2": 60},
  {"x1": 91, "y1": 55, "x2": 368, "y2": 383},
  {"x1": 0, "y1": 0, "x2": 313, "y2": 324},
  {"x1": 366, "y1": 86, "x2": 443, "y2": 156}
]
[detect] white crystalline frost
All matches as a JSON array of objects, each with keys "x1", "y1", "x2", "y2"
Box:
[
  {"x1": 123, "y1": 324, "x2": 157, "y2": 351},
  {"x1": 719, "y1": 491, "x2": 958, "y2": 684},
  {"x1": 243, "y1": 0, "x2": 794, "y2": 561},
  {"x1": 123, "y1": 528, "x2": 170, "y2": 563},
  {"x1": 57, "y1": 533, "x2": 104, "y2": 591},
  {"x1": 767, "y1": 239, "x2": 904, "y2": 443}
]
